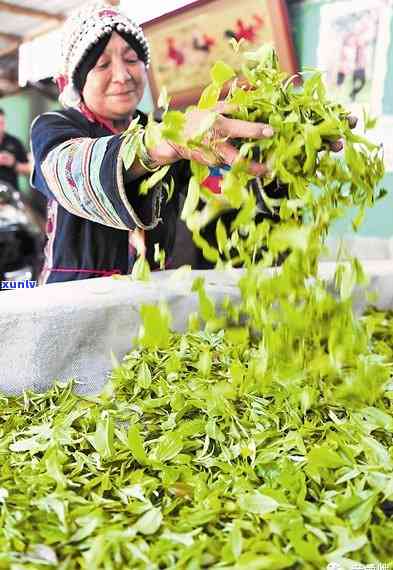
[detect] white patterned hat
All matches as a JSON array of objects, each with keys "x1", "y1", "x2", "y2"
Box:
[{"x1": 57, "y1": 1, "x2": 150, "y2": 108}]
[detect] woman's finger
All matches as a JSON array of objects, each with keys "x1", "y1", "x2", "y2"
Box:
[
  {"x1": 213, "y1": 101, "x2": 238, "y2": 115},
  {"x1": 321, "y1": 135, "x2": 344, "y2": 153},
  {"x1": 328, "y1": 138, "x2": 344, "y2": 153},
  {"x1": 216, "y1": 115, "x2": 274, "y2": 139},
  {"x1": 347, "y1": 115, "x2": 358, "y2": 129}
]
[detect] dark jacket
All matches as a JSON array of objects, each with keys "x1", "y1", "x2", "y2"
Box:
[
  {"x1": 0, "y1": 132, "x2": 28, "y2": 191},
  {"x1": 31, "y1": 108, "x2": 188, "y2": 284}
]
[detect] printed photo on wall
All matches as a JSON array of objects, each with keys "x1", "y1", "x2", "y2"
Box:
[{"x1": 317, "y1": 0, "x2": 391, "y2": 116}]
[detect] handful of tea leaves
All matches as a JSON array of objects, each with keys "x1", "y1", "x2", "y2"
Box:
[{"x1": 137, "y1": 44, "x2": 385, "y2": 267}]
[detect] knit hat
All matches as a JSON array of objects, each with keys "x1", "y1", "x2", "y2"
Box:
[{"x1": 57, "y1": 1, "x2": 150, "y2": 108}]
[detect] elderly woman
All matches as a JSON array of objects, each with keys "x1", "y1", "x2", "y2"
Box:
[{"x1": 30, "y1": 2, "x2": 273, "y2": 284}]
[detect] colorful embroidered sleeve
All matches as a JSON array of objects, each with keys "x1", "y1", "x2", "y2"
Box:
[{"x1": 30, "y1": 111, "x2": 162, "y2": 230}]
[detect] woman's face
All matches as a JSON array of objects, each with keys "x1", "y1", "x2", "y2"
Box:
[{"x1": 82, "y1": 32, "x2": 146, "y2": 120}]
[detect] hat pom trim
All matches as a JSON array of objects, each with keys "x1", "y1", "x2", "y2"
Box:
[{"x1": 59, "y1": 83, "x2": 82, "y2": 108}]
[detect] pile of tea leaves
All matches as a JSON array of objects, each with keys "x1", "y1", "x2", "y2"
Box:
[
  {"x1": 1, "y1": 45, "x2": 393, "y2": 570},
  {"x1": 1, "y1": 300, "x2": 393, "y2": 569}
]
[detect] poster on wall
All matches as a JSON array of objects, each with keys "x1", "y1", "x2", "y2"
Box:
[
  {"x1": 143, "y1": 0, "x2": 297, "y2": 109},
  {"x1": 317, "y1": 0, "x2": 392, "y2": 116},
  {"x1": 317, "y1": 0, "x2": 393, "y2": 172}
]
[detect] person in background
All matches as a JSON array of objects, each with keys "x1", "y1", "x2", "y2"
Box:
[
  {"x1": 30, "y1": 1, "x2": 273, "y2": 285},
  {"x1": 0, "y1": 108, "x2": 31, "y2": 192}
]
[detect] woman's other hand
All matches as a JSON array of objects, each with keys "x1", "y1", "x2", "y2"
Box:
[{"x1": 324, "y1": 114, "x2": 358, "y2": 153}]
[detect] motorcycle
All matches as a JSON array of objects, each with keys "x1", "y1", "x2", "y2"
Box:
[{"x1": 0, "y1": 180, "x2": 44, "y2": 286}]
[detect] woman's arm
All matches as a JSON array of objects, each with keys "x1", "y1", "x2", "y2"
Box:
[
  {"x1": 31, "y1": 112, "x2": 165, "y2": 231},
  {"x1": 122, "y1": 104, "x2": 274, "y2": 182}
]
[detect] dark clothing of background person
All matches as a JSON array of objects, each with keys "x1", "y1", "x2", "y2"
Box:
[{"x1": 0, "y1": 132, "x2": 28, "y2": 191}]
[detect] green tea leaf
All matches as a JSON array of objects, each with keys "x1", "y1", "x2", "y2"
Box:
[
  {"x1": 90, "y1": 411, "x2": 114, "y2": 459},
  {"x1": 135, "y1": 508, "x2": 163, "y2": 535},
  {"x1": 181, "y1": 176, "x2": 200, "y2": 220},
  {"x1": 139, "y1": 303, "x2": 171, "y2": 349},
  {"x1": 210, "y1": 60, "x2": 235, "y2": 86},
  {"x1": 239, "y1": 492, "x2": 279, "y2": 516},
  {"x1": 127, "y1": 423, "x2": 149, "y2": 464},
  {"x1": 131, "y1": 256, "x2": 151, "y2": 281},
  {"x1": 198, "y1": 83, "x2": 221, "y2": 110}
]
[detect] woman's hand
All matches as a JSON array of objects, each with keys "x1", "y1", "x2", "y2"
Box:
[
  {"x1": 0, "y1": 151, "x2": 16, "y2": 168},
  {"x1": 148, "y1": 103, "x2": 274, "y2": 175},
  {"x1": 142, "y1": 106, "x2": 357, "y2": 174}
]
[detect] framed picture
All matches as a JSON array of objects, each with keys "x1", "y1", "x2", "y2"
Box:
[
  {"x1": 142, "y1": 0, "x2": 298, "y2": 109},
  {"x1": 317, "y1": 0, "x2": 392, "y2": 116}
]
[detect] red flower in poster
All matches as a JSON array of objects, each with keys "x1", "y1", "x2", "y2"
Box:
[
  {"x1": 225, "y1": 14, "x2": 264, "y2": 43},
  {"x1": 166, "y1": 37, "x2": 185, "y2": 66}
]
